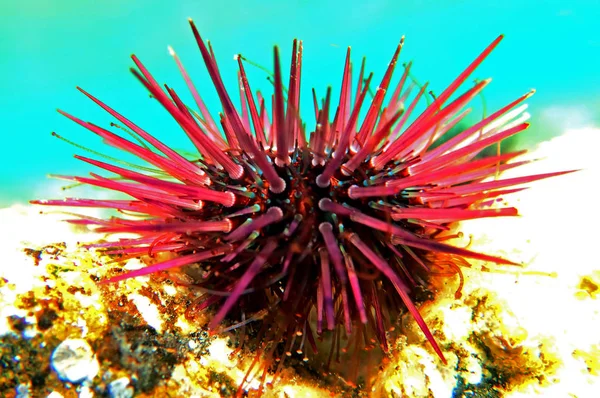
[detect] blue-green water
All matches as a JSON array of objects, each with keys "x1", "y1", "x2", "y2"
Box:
[{"x1": 1, "y1": 0, "x2": 598, "y2": 206}]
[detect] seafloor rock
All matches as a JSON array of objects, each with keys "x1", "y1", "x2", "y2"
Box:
[
  {"x1": 107, "y1": 377, "x2": 134, "y2": 398},
  {"x1": 50, "y1": 338, "x2": 99, "y2": 384},
  {"x1": 1, "y1": 128, "x2": 599, "y2": 397}
]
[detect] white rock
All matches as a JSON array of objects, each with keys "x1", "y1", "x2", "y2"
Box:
[
  {"x1": 15, "y1": 383, "x2": 31, "y2": 398},
  {"x1": 107, "y1": 377, "x2": 134, "y2": 398},
  {"x1": 50, "y1": 339, "x2": 99, "y2": 384},
  {"x1": 78, "y1": 385, "x2": 94, "y2": 398}
]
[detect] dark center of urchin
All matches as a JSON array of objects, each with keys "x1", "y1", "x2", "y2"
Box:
[{"x1": 180, "y1": 146, "x2": 427, "y2": 355}]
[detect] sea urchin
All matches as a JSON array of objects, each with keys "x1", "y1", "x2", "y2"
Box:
[{"x1": 32, "y1": 19, "x2": 570, "y2": 389}]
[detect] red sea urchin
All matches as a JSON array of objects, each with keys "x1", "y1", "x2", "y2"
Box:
[{"x1": 32, "y1": 20, "x2": 569, "y2": 388}]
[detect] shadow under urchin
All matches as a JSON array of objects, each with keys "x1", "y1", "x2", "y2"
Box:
[{"x1": 32, "y1": 19, "x2": 570, "y2": 392}]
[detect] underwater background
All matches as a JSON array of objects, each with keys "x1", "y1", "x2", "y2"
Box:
[{"x1": 1, "y1": 0, "x2": 598, "y2": 206}]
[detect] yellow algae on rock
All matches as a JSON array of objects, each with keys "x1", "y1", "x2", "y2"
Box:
[
  {"x1": 372, "y1": 284, "x2": 561, "y2": 397},
  {"x1": 573, "y1": 345, "x2": 600, "y2": 377},
  {"x1": 0, "y1": 206, "x2": 339, "y2": 397},
  {"x1": 576, "y1": 272, "x2": 600, "y2": 300}
]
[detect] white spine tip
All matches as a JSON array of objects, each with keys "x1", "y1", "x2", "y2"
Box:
[
  {"x1": 316, "y1": 174, "x2": 330, "y2": 188},
  {"x1": 223, "y1": 218, "x2": 233, "y2": 233},
  {"x1": 222, "y1": 192, "x2": 236, "y2": 207},
  {"x1": 274, "y1": 156, "x2": 290, "y2": 167},
  {"x1": 340, "y1": 165, "x2": 351, "y2": 177},
  {"x1": 229, "y1": 165, "x2": 244, "y2": 180},
  {"x1": 347, "y1": 185, "x2": 359, "y2": 200},
  {"x1": 168, "y1": 46, "x2": 175, "y2": 56},
  {"x1": 318, "y1": 222, "x2": 333, "y2": 233},
  {"x1": 311, "y1": 157, "x2": 325, "y2": 167},
  {"x1": 318, "y1": 198, "x2": 332, "y2": 211},
  {"x1": 269, "y1": 177, "x2": 286, "y2": 194},
  {"x1": 369, "y1": 156, "x2": 379, "y2": 168},
  {"x1": 267, "y1": 206, "x2": 284, "y2": 219}
]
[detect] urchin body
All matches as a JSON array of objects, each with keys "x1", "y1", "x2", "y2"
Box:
[{"x1": 33, "y1": 20, "x2": 570, "y2": 385}]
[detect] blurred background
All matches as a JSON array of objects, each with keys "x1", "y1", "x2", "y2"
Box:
[{"x1": 1, "y1": 0, "x2": 598, "y2": 206}]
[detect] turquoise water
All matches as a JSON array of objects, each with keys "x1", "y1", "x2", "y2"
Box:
[{"x1": 1, "y1": 0, "x2": 598, "y2": 206}]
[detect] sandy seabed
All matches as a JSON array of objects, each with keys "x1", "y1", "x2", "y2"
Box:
[{"x1": 1, "y1": 128, "x2": 599, "y2": 397}]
